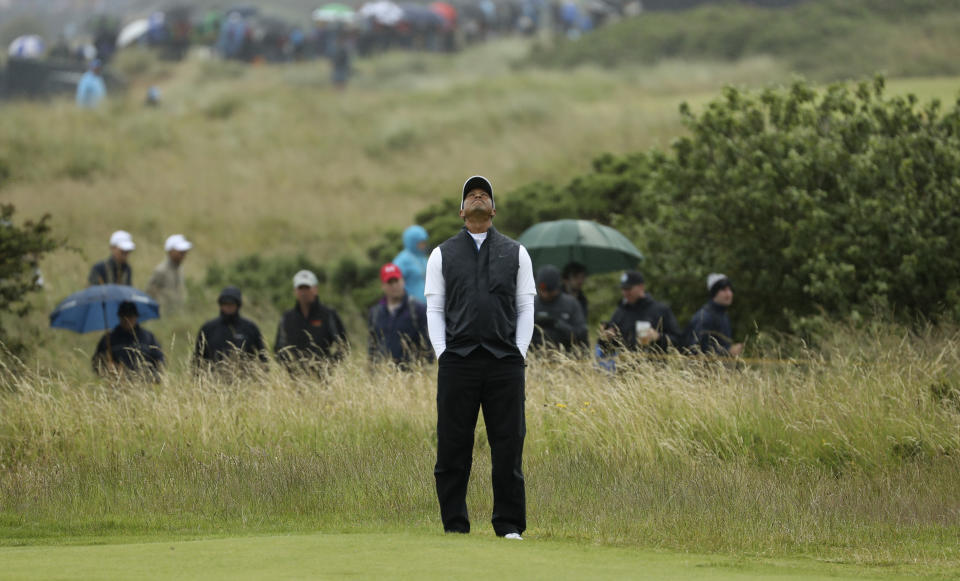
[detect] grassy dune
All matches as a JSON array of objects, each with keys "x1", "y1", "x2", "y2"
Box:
[{"x1": 1, "y1": 40, "x2": 792, "y2": 368}]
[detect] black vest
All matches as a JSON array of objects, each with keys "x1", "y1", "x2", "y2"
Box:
[{"x1": 439, "y1": 226, "x2": 520, "y2": 359}]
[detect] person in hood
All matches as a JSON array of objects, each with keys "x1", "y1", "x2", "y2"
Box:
[
  {"x1": 683, "y1": 273, "x2": 744, "y2": 357},
  {"x1": 597, "y1": 271, "x2": 681, "y2": 354},
  {"x1": 275, "y1": 270, "x2": 348, "y2": 374},
  {"x1": 194, "y1": 286, "x2": 268, "y2": 373},
  {"x1": 368, "y1": 262, "x2": 431, "y2": 368},
  {"x1": 92, "y1": 300, "x2": 164, "y2": 380},
  {"x1": 393, "y1": 225, "x2": 429, "y2": 303},
  {"x1": 76, "y1": 59, "x2": 107, "y2": 108}
]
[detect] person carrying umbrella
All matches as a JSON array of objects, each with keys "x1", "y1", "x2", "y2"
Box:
[
  {"x1": 92, "y1": 300, "x2": 164, "y2": 380},
  {"x1": 531, "y1": 265, "x2": 588, "y2": 353},
  {"x1": 561, "y1": 261, "x2": 589, "y2": 319}
]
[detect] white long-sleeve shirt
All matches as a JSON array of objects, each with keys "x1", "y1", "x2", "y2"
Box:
[{"x1": 424, "y1": 231, "x2": 536, "y2": 358}]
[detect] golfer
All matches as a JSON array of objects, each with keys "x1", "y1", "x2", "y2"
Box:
[{"x1": 424, "y1": 175, "x2": 536, "y2": 540}]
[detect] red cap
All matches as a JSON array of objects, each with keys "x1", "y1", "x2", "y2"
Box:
[{"x1": 380, "y1": 263, "x2": 403, "y2": 283}]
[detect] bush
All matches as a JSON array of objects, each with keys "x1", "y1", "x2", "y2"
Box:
[
  {"x1": 205, "y1": 252, "x2": 327, "y2": 312},
  {"x1": 0, "y1": 204, "x2": 62, "y2": 360},
  {"x1": 389, "y1": 77, "x2": 960, "y2": 338}
]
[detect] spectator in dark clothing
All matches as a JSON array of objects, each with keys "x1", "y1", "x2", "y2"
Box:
[
  {"x1": 597, "y1": 270, "x2": 681, "y2": 355},
  {"x1": 194, "y1": 286, "x2": 268, "y2": 373},
  {"x1": 275, "y1": 270, "x2": 348, "y2": 373},
  {"x1": 684, "y1": 273, "x2": 744, "y2": 357},
  {"x1": 368, "y1": 263, "x2": 431, "y2": 367},
  {"x1": 531, "y1": 265, "x2": 588, "y2": 352},
  {"x1": 88, "y1": 230, "x2": 135, "y2": 286},
  {"x1": 92, "y1": 300, "x2": 164, "y2": 380},
  {"x1": 330, "y1": 33, "x2": 352, "y2": 89},
  {"x1": 561, "y1": 261, "x2": 589, "y2": 320}
]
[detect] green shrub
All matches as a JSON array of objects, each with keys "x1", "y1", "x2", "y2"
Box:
[
  {"x1": 392, "y1": 77, "x2": 960, "y2": 338},
  {"x1": 205, "y1": 252, "x2": 327, "y2": 312},
  {"x1": 0, "y1": 204, "x2": 62, "y2": 362},
  {"x1": 204, "y1": 96, "x2": 243, "y2": 120}
]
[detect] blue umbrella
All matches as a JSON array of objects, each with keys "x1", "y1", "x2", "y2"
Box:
[{"x1": 50, "y1": 284, "x2": 159, "y2": 334}]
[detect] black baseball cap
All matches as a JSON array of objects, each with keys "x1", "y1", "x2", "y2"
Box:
[
  {"x1": 620, "y1": 271, "x2": 645, "y2": 289},
  {"x1": 461, "y1": 175, "x2": 494, "y2": 209},
  {"x1": 536, "y1": 265, "x2": 562, "y2": 292},
  {"x1": 117, "y1": 300, "x2": 139, "y2": 317}
]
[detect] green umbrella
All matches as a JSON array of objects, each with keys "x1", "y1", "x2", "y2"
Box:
[
  {"x1": 313, "y1": 3, "x2": 356, "y2": 23},
  {"x1": 516, "y1": 219, "x2": 644, "y2": 275}
]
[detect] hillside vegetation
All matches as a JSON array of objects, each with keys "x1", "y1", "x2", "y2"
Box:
[
  {"x1": 406, "y1": 77, "x2": 960, "y2": 338},
  {"x1": 0, "y1": 40, "x2": 791, "y2": 371},
  {"x1": 530, "y1": 0, "x2": 960, "y2": 80}
]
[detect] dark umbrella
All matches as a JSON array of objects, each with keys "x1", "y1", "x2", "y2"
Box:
[
  {"x1": 50, "y1": 284, "x2": 159, "y2": 333},
  {"x1": 517, "y1": 219, "x2": 644, "y2": 274}
]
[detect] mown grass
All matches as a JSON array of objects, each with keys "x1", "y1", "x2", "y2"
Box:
[
  {"x1": 1, "y1": 322, "x2": 958, "y2": 569},
  {"x1": 0, "y1": 532, "x2": 938, "y2": 581}
]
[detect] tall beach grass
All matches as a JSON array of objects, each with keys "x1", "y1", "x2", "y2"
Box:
[{"x1": 1, "y1": 322, "x2": 958, "y2": 566}]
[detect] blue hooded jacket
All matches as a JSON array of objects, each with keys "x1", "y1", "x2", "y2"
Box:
[
  {"x1": 76, "y1": 69, "x2": 106, "y2": 108},
  {"x1": 392, "y1": 225, "x2": 429, "y2": 302}
]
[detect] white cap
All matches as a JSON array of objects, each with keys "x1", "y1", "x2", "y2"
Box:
[
  {"x1": 164, "y1": 234, "x2": 193, "y2": 252},
  {"x1": 293, "y1": 270, "x2": 319, "y2": 288},
  {"x1": 109, "y1": 230, "x2": 135, "y2": 252},
  {"x1": 707, "y1": 273, "x2": 729, "y2": 292}
]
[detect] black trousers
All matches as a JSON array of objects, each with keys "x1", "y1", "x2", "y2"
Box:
[{"x1": 434, "y1": 348, "x2": 526, "y2": 536}]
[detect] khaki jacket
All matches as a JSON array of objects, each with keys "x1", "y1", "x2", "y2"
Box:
[{"x1": 145, "y1": 257, "x2": 186, "y2": 311}]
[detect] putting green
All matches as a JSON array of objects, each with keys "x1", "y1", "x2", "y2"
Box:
[{"x1": 0, "y1": 532, "x2": 919, "y2": 580}]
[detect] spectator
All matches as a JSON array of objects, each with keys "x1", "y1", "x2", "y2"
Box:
[
  {"x1": 145, "y1": 234, "x2": 192, "y2": 313},
  {"x1": 684, "y1": 273, "x2": 744, "y2": 357},
  {"x1": 76, "y1": 59, "x2": 107, "y2": 108},
  {"x1": 393, "y1": 225, "x2": 429, "y2": 302},
  {"x1": 92, "y1": 300, "x2": 164, "y2": 380},
  {"x1": 275, "y1": 270, "x2": 348, "y2": 373},
  {"x1": 194, "y1": 286, "x2": 268, "y2": 372},
  {"x1": 88, "y1": 230, "x2": 134, "y2": 286},
  {"x1": 368, "y1": 262, "x2": 431, "y2": 368},
  {"x1": 597, "y1": 270, "x2": 681, "y2": 354},
  {"x1": 531, "y1": 265, "x2": 588, "y2": 352},
  {"x1": 561, "y1": 261, "x2": 589, "y2": 319},
  {"x1": 330, "y1": 33, "x2": 352, "y2": 89}
]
